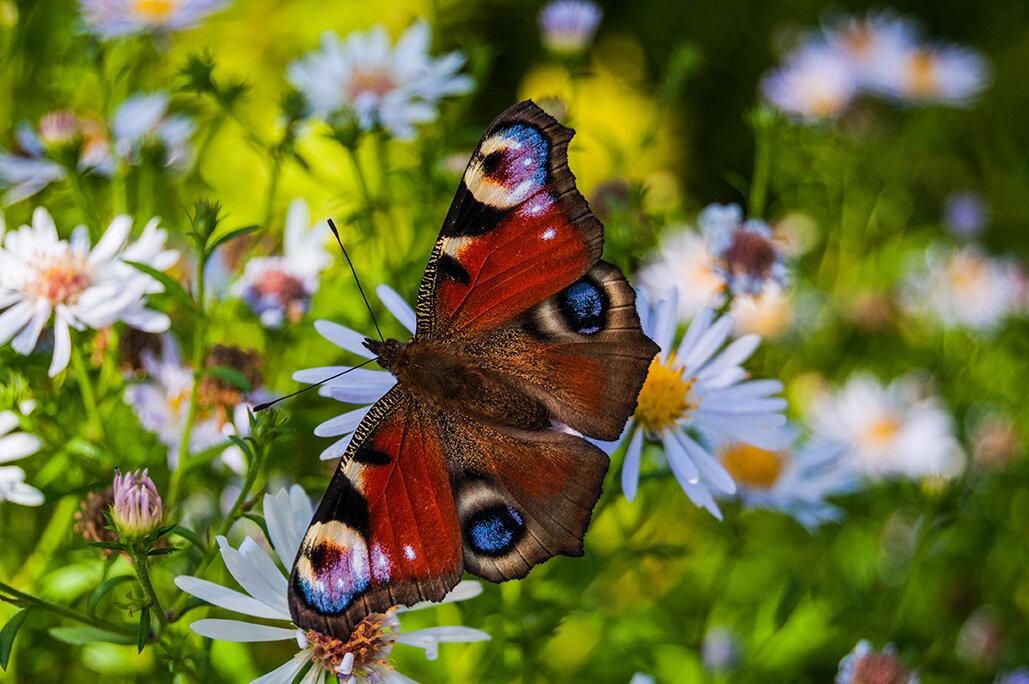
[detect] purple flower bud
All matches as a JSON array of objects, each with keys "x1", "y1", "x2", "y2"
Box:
[{"x1": 112, "y1": 468, "x2": 163, "y2": 539}]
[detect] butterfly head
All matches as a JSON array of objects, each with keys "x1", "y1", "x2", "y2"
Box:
[{"x1": 363, "y1": 337, "x2": 403, "y2": 372}]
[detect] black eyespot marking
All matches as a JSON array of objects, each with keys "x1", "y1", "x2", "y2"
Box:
[
  {"x1": 465, "y1": 504, "x2": 525, "y2": 557},
  {"x1": 438, "y1": 252, "x2": 471, "y2": 285},
  {"x1": 312, "y1": 473, "x2": 370, "y2": 536},
  {"x1": 558, "y1": 276, "x2": 608, "y2": 335},
  {"x1": 353, "y1": 444, "x2": 392, "y2": 466},
  {"x1": 481, "y1": 149, "x2": 504, "y2": 176}
]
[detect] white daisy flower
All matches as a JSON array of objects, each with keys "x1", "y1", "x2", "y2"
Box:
[
  {"x1": 0, "y1": 208, "x2": 177, "y2": 376},
  {"x1": 596, "y1": 289, "x2": 787, "y2": 519},
  {"x1": 902, "y1": 243, "x2": 1022, "y2": 332},
  {"x1": 538, "y1": 0, "x2": 603, "y2": 56},
  {"x1": 113, "y1": 93, "x2": 194, "y2": 168},
  {"x1": 174, "y1": 485, "x2": 491, "y2": 684},
  {"x1": 729, "y1": 283, "x2": 795, "y2": 340},
  {"x1": 836, "y1": 639, "x2": 919, "y2": 684},
  {"x1": 287, "y1": 21, "x2": 474, "y2": 141},
  {"x1": 123, "y1": 336, "x2": 224, "y2": 465},
  {"x1": 760, "y1": 42, "x2": 859, "y2": 121},
  {"x1": 0, "y1": 409, "x2": 43, "y2": 506},
  {"x1": 0, "y1": 113, "x2": 114, "y2": 204},
  {"x1": 699, "y1": 203, "x2": 788, "y2": 297},
  {"x1": 292, "y1": 284, "x2": 415, "y2": 461},
  {"x1": 232, "y1": 199, "x2": 331, "y2": 329},
  {"x1": 822, "y1": 11, "x2": 921, "y2": 89},
  {"x1": 636, "y1": 228, "x2": 726, "y2": 321},
  {"x1": 810, "y1": 372, "x2": 965, "y2": 481},
  {"x1": 713, "y1": 427, "x2": 856, "y2": 530},
  {"x1": 78, "y1": 0, "x2": 230, "y2": 39},
  {"x1": 871, "y1": 42, "x2": 990, "y2": 106}
]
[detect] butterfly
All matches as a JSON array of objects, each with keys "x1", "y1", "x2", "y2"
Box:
[{"x1": 289, "y1": 100, "x2": 659, "y2": 639}]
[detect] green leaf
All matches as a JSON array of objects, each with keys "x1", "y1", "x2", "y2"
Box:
[
  {"x1": 207, "y1": 224, "x2": 259, "y2": 253},
  {"x1": 48, "y1": 626, "x2": 134, "y2": 645},
  {"x1": 0, "y1": 609, "x2": 31, "y2": 671},
  {"x1": 146, "y1": 547, "x2": 179, "y2": 556},
  {"x1": 228, "y1": 435, "x2": 253, "y2": 461},
  {"x1": 123, "y1": 260, "x2": 192, "y2": 307},
  {"x1": 242, "y1": 512, "x2": 269, "y2": 538},
  {"x1": 87, "y1": 576, "x2": 134, "y2": 614},
  {"x1": 167, "y1": 525, "x2": 205, "y2": 551},
  {"x1": 137, "y1": 606, "x2": 150, "y2": 653},
  {"x1": 204, "y1": 366, "x2": 253, "y2": 393},
  {"x1": 775, "y1": 575, "x2": 804, "y2": 629}
]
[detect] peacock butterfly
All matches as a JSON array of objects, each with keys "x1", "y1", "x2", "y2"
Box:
[{"x1": 289, "y1": 100, "x2": 659, "y2": 639}]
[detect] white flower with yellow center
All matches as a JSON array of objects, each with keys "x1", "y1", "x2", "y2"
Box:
[
  {"x1": 872, "y1": 42, "x2": 990, "y2": 105},
  {"x1": 902, "y1": 243, "x2": 1022, "y2": 332},
  {"x1": 714, "y1": 428, "x2": 856, "y2": 530},
  {"x1": 760, "y1": 43, "x2": 859, "y2": 121},
  {"x1": 636, "y1": 228, "x2": 726, "y2": 321},
  {"x1": 596, "y1": 289, "x2": 787, "y2": 519},
  {"x1": 78, "y1": 0, "x2": 230, "y2": 39},
  {"x1": 175, "y1": 486, "x2": 490, "y2": 684},
  {"x1": 0, "y1": 208, "x2": 177, "y2": 376},
  {"x1": 0, "y1": 409, "x2": 44, "y2": 506},
  {"x1": 232, "y1": 199, "x2": 331, "y2": 329},
  {"x1": 729, "y1": 283, "x2": 795, "y2": 339},
  {"x1": 810, "y1": 373, "x2": 964, "y2": 481},
  {"x1": 822, "y1": 11, "x2": 920, "y2": 89},
  {"x1": 288, "y1": 21, "x2": 474, "y2": 141}
]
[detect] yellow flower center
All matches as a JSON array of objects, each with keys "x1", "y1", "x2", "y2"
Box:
[
  {"x1": 345, "y1": 66, "x2": 399, "y2": 101},
  {"x1": 719, "y1": 443, "x2": 785, "y2": 489},
  {"x1": 908, "y1": 50, "x2": 938, "y2": 97},
  {"x1": 946, "y1": 254, "x2": 986, "y2": 295},
  {"x1": 865, "y1": 416, "x2": 901, "y2": 446},
  {"x1": 134, "y1": 0, "x2": 177, "y2": 21},
  {"x1": 306, "y1": 609, "x2": 398, "y2": 678},
  {"x1": 635, "y1": 356, "x2": 696, "y2": 432},
  {"x1": 26, "y1": 251, "x2": 92, "y2": 305}
]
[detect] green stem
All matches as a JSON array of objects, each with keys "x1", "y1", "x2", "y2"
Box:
[
  {"x1": 260, "y1": 151, "x2": 282, "y2": 229},
  {"x1": 749, "y1": 121, "x2": 772, "y2": 218},
  {"x1": 129, "y1": 549, "x2": 169, "y2": 632},
  {"x1": 168, "y1": 261, "x2": 206, "y2": 509},
  {"x1": 344, "y1": 144, "x2": 376, "y2": 226},
  {"x1": 0, "y1": 581, "x2": 134, "y2": 636},
  {"x1": 69, "y1": 172, "x2": 101, "y2": 240},
  {"x1": 69, "y1": 335, "x2": 105, "y2": 442},
  {"x1": 888, "y1": 495, "x2": 940, "y2": 634}
]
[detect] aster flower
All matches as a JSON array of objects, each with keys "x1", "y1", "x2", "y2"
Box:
[
  {"x1": 174, "y1": 485, "x2": 491, "y2": 683},
  {"x1": 809, "y1": 372, "x2": 964, "y2": 481},
  {"x1": 729, "y1": 283, "x2": 795, "y2": 339},
  {"x1": 872, "y1": 42, "x2": 990, "y2": 106},
  {"x1": 997, "y1": 670, "x2": 1029, "y2": 684},
  {"x1": 699, "y1": 203, "x2": 788, "y2": 296},
  {"x1": 760, "y1": 43, "x2": 859, "y2": 121},
  {"x1": 292, "y1": 284, "x2": 416, "y2": 461},
  {"x1": 538, "y1": 0, "x2": 603, "y2": 56},
  {"x1": 123, "y1": 336, "x2": 225, "y2": 465},
  {"x1": 902, "y1": 243, "x2": 1022, "y2": 332},
  {"x1": 78, "y1": 0, "x2": 230, "y2": 40},
  {"x1": 0, "y1": 208, "x2": 177, "y2": 376},
  {"x1": 635, "y1": 228, "x2": 726, "y2": 321},
  {"x1": 113, "y1": 93, "x2": 194, "y2": 168},
  {"x1": 232, "y1": 199, "x2": 331, "y2": 328},
  {"x1": 836, "y1": 640, "x2": 919, "y2": 684},
  {"x1": 822, "y1": 11, "x2": 921, "y2": 89},
  {"x1": 0, "y1": 113, "x2": 114, "y2": 204},
  {"x1": 596, "y1": 289, "x2": 787, "y2": 519},
  {"x1": 0, "y1": 409, "x2": 43, "y2": 506},
  {"x1": 287, "y1": 21, "x2": 474, "y2": 141},
  {"x1": 111, "y1": 468, "x2": 163, "y2": 540},
  {"x1": 943, "y1": 191, "x2": 989, "y2": 238},
  {"x1": 713, "y1": 428, "x2": 856, "y2": 530}
]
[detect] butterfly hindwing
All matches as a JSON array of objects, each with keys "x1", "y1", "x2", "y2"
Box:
[
  {"x1": 288, "y1": 387, "x2": 463, "y2": 638},
  {"x1": 417, "y1": 100, "x2": 604, "y2": 339}
]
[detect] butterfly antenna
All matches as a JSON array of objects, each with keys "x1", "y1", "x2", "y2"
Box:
[
  {"x1": 253, "y1": 358, "x2": 377, "y2": 411},
  {"x1": 327, "y1": 218, "x2": 384, "y2": 342}
]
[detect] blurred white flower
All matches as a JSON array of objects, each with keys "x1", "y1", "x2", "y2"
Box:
[
  {"x1": 78, "y1": 0, "x2": 230, "y2": 39},
  {"x1": 700, "y1": 203, "x2": 788, "y2": 296},
  {"x1": 0, "y1": 208, "x2": 177, "y2": 376},
  {"x1": 943, "y1": 191, "x2": 989, "y2": 238},
  {"x1": 873, "y1": 43, "x2": 990, "y2": 105},
  {"x1": 232, "y1": 199, "x2": 331, "y2": 328},
  {"x1": 822, "y1": 11, "x2": 920, "y2": 89},
  {"x1": 293, "y1": 285, "x2": 415, "y2": 461},
  {"x1": 729, "y1": 283, "x2": 795, "y2": 339},
  {"x1": 594, "y1": 289, "x2": 787, "y2": 519},
  {"x1": 810, "y1": 372, "x2": 964, "y2": 481},
  {"x1": 628, "y1": 674, "x2": 655, "y2": 684},
  {"x1": 538, "y1": 0, "x2": 603, "y2": 55},
  {"x1": 760, "y1": 43, "x2": 858, "y2": 121},
  {"x1": 124, "y1": 337, "x2": 224, "y2": 465},
  {"x1": 714, "y1": 427, "x2": 856, "y2": 530},
  {"x1": 113, "y1": 93, "x2": 194, "y2": 168},
  {"x1": 836, "y1": 639, "x2": 919, "y2": 684},
  {"x1": 702, "y1": 626, "x2": 742, "y2": 673},
  {"x1": 0, "y1": 409, "x2": 43, "y2": 506},
  {"x1": 288, "y1": 21, "x2": 473, "y2": 140},
  {"x1": 902, "y1": 244, "x2": 1022, "y2": 332},
  {"x1": 175, "y1": 485, "x2": 490, "y2": 684},
  {"x1": 996, "y1": 670, "x2": 1029, "y2": 684},
  {"x1": 636, "y1": 228, "x2": 726, "y2": 321},
  {"x1": 0, "y1": 113, "x2": 114, "y2": 204}
]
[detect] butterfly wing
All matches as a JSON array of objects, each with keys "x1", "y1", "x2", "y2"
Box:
[{"x1": 288, "y1": 386, "x2": 463, "y2": 638}]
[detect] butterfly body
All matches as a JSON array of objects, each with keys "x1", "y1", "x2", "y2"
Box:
[{"x1": 290, "y1": 101, "x2": 659, "y2": 640}]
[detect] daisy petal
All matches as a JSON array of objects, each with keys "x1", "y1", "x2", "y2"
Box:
[
  {"x1": 173, "y1": 576, "x2": 289, "y2": 620},
  {"x1": 314, "y1": 320, "x2": 375, "y2": 358},
  {"x1": 376, "y1": 284, "x2": 416, "y2": 333},
  {"x1": 189, "y1": 619, "x2": 298, "y2": 642}
]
